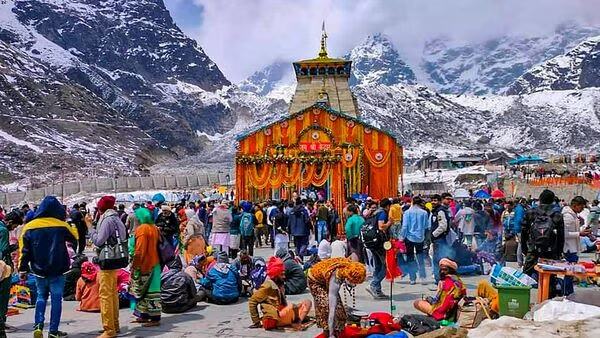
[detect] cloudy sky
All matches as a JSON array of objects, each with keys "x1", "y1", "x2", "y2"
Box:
[{"x1": 164, "y1": 0, "x2": 600, "y2": 82}]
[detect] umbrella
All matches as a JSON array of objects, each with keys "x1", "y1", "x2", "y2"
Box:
[
  {"x1": 151, "y1": 193, "x2": 166, "y2": 203},
  {"x1": 453, "y1": 188, "x2": 470, "y2": 199},
  {"x1": 491, "y1": 189, "x2": 505, "y2": 199},
  {"x1": 473, "y1": 189, "x2": 491, "y2": 199}
]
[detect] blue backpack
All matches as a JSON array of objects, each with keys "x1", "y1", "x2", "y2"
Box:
[{"x1": 240, "y1": 212, "x2": 254, "y2": 237}]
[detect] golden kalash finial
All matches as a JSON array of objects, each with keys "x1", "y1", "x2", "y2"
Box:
[{"x1": 318, "y1": 21, "x2": 328, "y2": 58}]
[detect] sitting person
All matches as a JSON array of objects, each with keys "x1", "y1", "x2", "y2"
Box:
[
  {"x1": 413, "y1": 258, "x2": 466, "y2": 321},
  {"x1": 117, "y1": 268, "x2": 131, "y2": 308},
  {"x1": 318, "y1": 239, "x2": 332, "y2": 260},
  {"x1": 476, "y1": 229, "x2": 503, "y2": 266},
  {"x1": 232, "y1": 250, "x2": 253, "y2": 296},
  {"x1": 75, "y1": 261, "x2": 100, "y2": 312},
  {"x1": 200, "y1": 251, "x2": 241, "y2": 304},
  {"x1": 161, "y1": 267, "x2": 203, "y2": 313},
  {"x1": 250, "y1": 257, "x2": 267, "y2": 292},
  {"x1": 476, "y1": 280, "x2": 499, "y2": 314},
  {"x1": 64, "y1": 254, "x2": 88, "y2": 301},
  {"x1": 330, "y1": 239, "x2": 347, "y2": 258},
  {"x1": 581, "y1": 234, "x2": 598, "y2": 253},
  {"x1": 275, "y1": 248, "x2": 307, "y2": 295},
  {"x1": 248, "y1": 257, "x2": 312, "y2": 330}
]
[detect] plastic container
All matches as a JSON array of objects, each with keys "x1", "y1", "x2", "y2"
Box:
[{"x1": 497, "y1": 285, "x2": 531, "y2": 318}]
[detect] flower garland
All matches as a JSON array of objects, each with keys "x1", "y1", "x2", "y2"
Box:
[{"x1": 311, "y1": 163, "x2": 331, "y2": 187}]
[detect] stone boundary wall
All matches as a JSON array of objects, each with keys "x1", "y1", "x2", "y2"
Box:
[{"x1": 0, "y1": 172, "x2": 234, "y2": 206}]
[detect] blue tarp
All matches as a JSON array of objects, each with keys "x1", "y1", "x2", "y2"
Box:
[
  {"x1": 474, "y1": 189, "x2": 491, "y2": 199},
  {"x1": 151, "y1": 193, "x2": 166, "y2": 203},
  {"x1": 509, "y1": 155, "x2": 545, "y2": 165}
]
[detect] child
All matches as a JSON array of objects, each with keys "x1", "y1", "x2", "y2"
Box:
[
  {"x1": 502, "y1": 233, "x2": 518, "y2": 262},
  {"x1": 75, "y1": 262, "x2": 100, "y2": 312}
]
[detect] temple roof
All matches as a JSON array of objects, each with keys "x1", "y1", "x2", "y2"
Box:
[
  {"x1": 294, "y1": 22, "x2": 349, "y2": 65},
  {"x1": 236, "y1": 102, "x2": 400, "y2": 146}
]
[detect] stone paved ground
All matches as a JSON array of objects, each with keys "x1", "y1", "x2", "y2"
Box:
[{"x1": 7, "y1": 247, "x2": 549, "y2": 338}]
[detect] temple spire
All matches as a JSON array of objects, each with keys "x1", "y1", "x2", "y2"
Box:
[{"x1": 318, "y1": 21, "x2": 328, "y2": 58}]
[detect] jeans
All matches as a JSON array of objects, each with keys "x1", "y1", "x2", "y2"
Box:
[
  {"x1": 205, "y1": 223, "x2": 212, "y2": 241},
  {"x1": 76, "y1": 225, "x2": 87, "y2": 255},
  {"x1": 99, "y1": 270, "x2": 119, "y2": 336},
  {"x1": 34, "y1": 275, "x2": 65, "y2": 333},
  {"x1": 432, "y1": 239, "x2": 454, "y2": 283},
  {"x1": 563, "y1": 252, "x2": 579, "y2": 296},
  {"x1": 405, "y1": 240, "x2": 427, "y2": 282},
  {"x1": 370, "y1": 250, "x2": 386, "y2": 293},
  {"x1": 316, "y1": 220, "x2": 328, "y2": 242}
]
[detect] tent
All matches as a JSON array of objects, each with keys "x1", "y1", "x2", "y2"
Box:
[
  {"x1": 152, "y1": 193, "x2": 166, "y2": 203},
  {"x1": 491, "y1": 189, "x2": 505, "y2": 199},
  {"x1": 474, "y1": 189, "x2": 491, "y2": 199},
  {"x1": 508, "y1": 155, "x2": 545, "y2": 166},
  {"x1": 453, "y1": 188, "x2": 470, "y2": 199}
]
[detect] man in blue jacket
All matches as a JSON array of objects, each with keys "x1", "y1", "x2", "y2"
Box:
[
  {"x1": 400, "y1": 196, "x2": 431, "y2": 285},
  {"x1": 200, "y1": 251, "x2": 241, "y2": 304},
  {"x1": 19, "y1": 196, "x2": 78, "y2": 338},
  {"x1": 288, "y1": 198, "x2": 310, "y2": 261}
]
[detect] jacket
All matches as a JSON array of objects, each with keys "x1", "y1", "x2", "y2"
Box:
[
  {"x1": 201, "y1": 262, "x2": 241, "y2": 302},
  {"x1": 18, "y1": 197, "x2": 78, "y2": 277},
  {"x1": 275, "y1": 248, "x2": 307, "y2": 295},
  {"x1": 562, "y1": 206, "x2": 581, "y2": 254},
  {"x1": 288, "y1": 205, "x2": 310, "y2": 236},
  {"x1": 521, "y1": 204, "x2": 564, "y2": 258},
  {"x1": 430, "y1": 205, "x2": 451, "y2": 241},
  {"x1": 161, "y1": 269, "x2": 197, "y2": 309},
  {"x1": 211, "y1": 206, "x2": 232, "y2": 234},
  {"x1": 76, "y1": 277, "x2": 100, "y2": 312},
  {"x1": 513, "y1": 204, "x2": 526, "y2": 233},
  {"x1": 400, "y1": 205, "x2": 430, "y2": 243},
  {"x1": 248, "y1": 278, "x2": 286, "y2": 325},
  {"x1": 90, "y1": 209, "x2": 127, "y2": 249}
]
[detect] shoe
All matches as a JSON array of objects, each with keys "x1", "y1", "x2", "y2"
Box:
[
  {"x1": 409, "y1": 280, "x2": 416, "y2": 285},
  {"x1": 48, "y1": 331, "x2": 68, "y2": 338},
  {"x1": 366, "y1": 286, "x2": 388, "y2": 300},
  {"x1": 33, "y1": 328, "x2": 43, "y2": 338}
]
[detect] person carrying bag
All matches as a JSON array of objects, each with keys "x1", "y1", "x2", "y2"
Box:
[{"x1": 88, "y1": 196, "x2": 128, "y2": 338}]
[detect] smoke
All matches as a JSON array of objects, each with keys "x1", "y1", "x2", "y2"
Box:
[{"x1": 165, "y1": 0, "x2": 600, "y2": 82}]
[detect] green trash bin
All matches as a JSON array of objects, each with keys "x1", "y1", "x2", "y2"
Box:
[{"x1": 496, "y1": 285, "x2": 531, "y2": 318}]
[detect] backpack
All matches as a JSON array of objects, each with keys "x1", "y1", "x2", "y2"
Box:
[
  {"x1": 360, "y1": 209, "x2": 387, "y2": 251},
  {"x1": 240, "y1": 212, "x2": 254, "y2": 237},
  {"x1": 399, "y1": 314, "x2": 440, "y2": 336},
  {"x1": 529, "y1": 208, "x2": 559, "y2": 254}
]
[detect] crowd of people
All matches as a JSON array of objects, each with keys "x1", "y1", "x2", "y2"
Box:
[{"x1": 0, "y1": 186, "x2": 598, "y2": 337}]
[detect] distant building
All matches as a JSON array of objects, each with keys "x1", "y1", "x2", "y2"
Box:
[{"x1": 416, "y1": 156, "x2": 484, "y2": 170}]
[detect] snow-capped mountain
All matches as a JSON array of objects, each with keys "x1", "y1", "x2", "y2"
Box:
[
  {"x1": 346, "y1": 33, "x2": 416, "y2": 87},
  {"x1": 238, "y1": 61, "x2": 294, "y2": 96},
  {"x1": 421, "y1": 23, "x2": 600, "y2": 95},
  {"x1": 506, "y1": 36, "x2": 600, "y2": 95},
  {"x1": 0, "y1": 0, "x2": 286, "y2": 183}
]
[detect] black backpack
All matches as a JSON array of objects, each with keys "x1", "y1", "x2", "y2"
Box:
[
  {"x1": 400, "y1": 314, "x2": 440, "y2": 336},
  {"x1": 360, "y1": 209, "x2": 387, "y2": 251},
  {"x1": 529, "y1": 208, "x2": 559, "y2": 254}
]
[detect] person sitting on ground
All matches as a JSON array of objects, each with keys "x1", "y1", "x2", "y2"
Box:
[
  {"x1": 248, "y1": 257, "x2": 312, "y2": 330},
  {"x1": 232, "y1": 250, "x2": 253, "y2": 296},
  {"x1": 273, "y1": 226, "x2": 289, "y2": 256},
  {"x1": 330, "y1": 239, "x2": 347, "y2": 258},
  {"x1": 200, "y1": 251, "x2": 241, "y2": 305},
  {"x1": 477, "y1": 229, "x2": 503, "y2": 265},
  {"x1": 63, "y1": 254, "x2": 88, "y2": 301},
  {"x1": 160, "y1": 266, "x2": 203, "y2": 313},
  {"x1": 476, "y1": 280, "x2": 499, "y2": 314},
  {"x1": 581, "y1": 234, "x2": 598, "y2": 253},
  {"x1": 275, "y1": 248, "x2": 307, "y2": 295},
  {"x1": 318, "y1": 239, "x2": 332, "y2": 260},
  {"x1": 413, "y1": 258, "x2": 466, "y2": 321},
  {"x1": 75, "y1": 261, "x2": 100, "y2": 312}
]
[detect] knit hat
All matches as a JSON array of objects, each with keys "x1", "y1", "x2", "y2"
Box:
[
  {"x1": 216, "y1": 251, "x2": 229, "y2": 263},
  {"x1": 266, "y1": 256, "x2": 285, "y2": 279},
  {"x1": 81, "y1": 261, "x2": 98, "y2": 281},
  {"x1": 539, "y1": 189, "x2": 556, "y2": 205},
  {"x1": 97, "y1": 196, "x2": 116, "y2": 213},
  {"x1": 439, "y1": 258, "x2": 458, "y2": 271}
]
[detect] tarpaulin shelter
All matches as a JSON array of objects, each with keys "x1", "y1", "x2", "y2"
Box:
[
  {"x1": 474, "y1": 189, "x2": 491, "y2": 199},
  {"x1": 491, "y1": 189, "x2": 506, "y2": 199},
  {"x1": 508, "y1": 155, "x2": 545, "y2": 166},
  {"x1": 453, "y1": 188, "x2": 470, "y2": 199}
]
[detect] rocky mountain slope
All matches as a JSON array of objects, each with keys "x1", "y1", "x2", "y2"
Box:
[
  {"x1": 506, "y1": 36, "x2": 600, "y2": 95},
  {"x1": 0, "y1": 39, "x2": 159, "y2": 183},
  {"x1": 421, "y1": 23, "x2": 600, "y2": 95}
]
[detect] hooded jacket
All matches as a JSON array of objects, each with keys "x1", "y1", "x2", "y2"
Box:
[
  {"x1": 200, "y1": 262, "x2": 241, "y2": 302},
  {"x1": 275, "y1": 248, "x2": 307, "y2": 295},
  {"x1": 288, "y1": 205, "x2": 309, "y2": 236},
  {"x1": 562, "y1": 205, "x2": 581, "y2": 254},
  {"x1": 19, "y1": 196, "x2": 78, "y2": 277}
]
